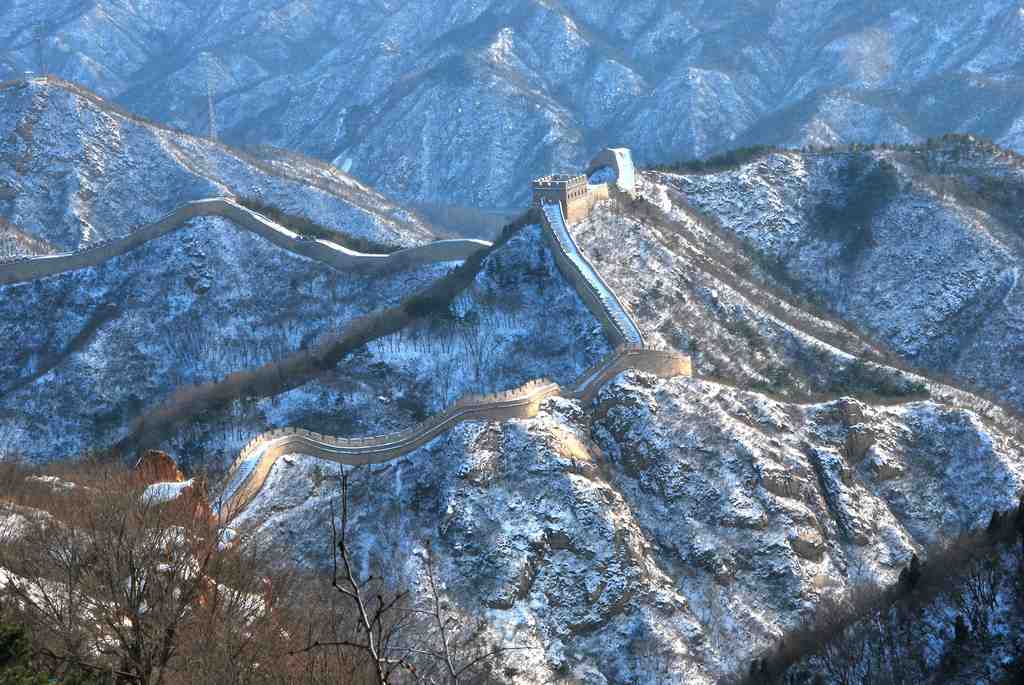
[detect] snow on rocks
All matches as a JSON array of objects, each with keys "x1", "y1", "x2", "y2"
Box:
[
  {"x1": 142, "y1": 479, "x2": 194, "y2": 505},
  {"x1": 651, "y1": 145, "x2": 1024, "y2": 413},
  {"x1": 226, "y1": 369, "x2": 1024, "y2": 682}
]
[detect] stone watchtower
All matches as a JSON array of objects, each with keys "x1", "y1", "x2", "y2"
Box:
[
  {"x1": 531, "y1": 174, "x2": 593, "y2": 224},
  {"x1": 531, "y1": 148, "x2": 632, "y2": 224}
]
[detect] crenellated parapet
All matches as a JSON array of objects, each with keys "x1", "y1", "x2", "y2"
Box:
[
  {"x1": 530, "y1": 147, "x2": 633, "y2": 226},
  {"x1": 539, "y1": 201, "x2": 644, "y2": 347},
  {"x1": 532, "y1": 174, "x2": 601, "y2": 224},
  {"x1": 215, "y1": 345, "x2": 691, "y2": 522}
]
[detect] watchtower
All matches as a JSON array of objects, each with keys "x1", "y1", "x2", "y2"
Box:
[{"x1": 532, "y1": 174, "x2": 592, "y2": 224}]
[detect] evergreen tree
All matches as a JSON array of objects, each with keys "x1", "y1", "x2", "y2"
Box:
[
  {"x1": 0, "y1": 622, "x2": 47, "y2": 685},
  {"x1": 954, "y1": 614, "x2": 969, "y2": 644},
  {"x1": 900, "y1": 554, "x2": 922, "y2": 591},
  {"x1": 988, "y1": 510, "x2": 1003, "y2": 537}
]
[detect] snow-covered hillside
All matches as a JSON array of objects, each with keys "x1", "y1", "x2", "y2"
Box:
[
  {"x1": 643, "y1": 139, "x2": 1024, "y2": 413},
  {"x1": 2, "y1": 78, "x2": 1024, "y2": 682},
  {"x1": 233, "y1": 373, "x2": 1024, "y2": 683},
  {"x1": 0, "y1": 78, "x2": 435, "y2": 253},
  {"x1": 1, "y1": 1, "x2": 1022, "y2": 208},
  {"x1": 0, "y1": 217, "x2": 610, "y2": 465}
]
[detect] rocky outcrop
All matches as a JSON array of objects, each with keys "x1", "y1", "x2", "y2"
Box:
[
  {"x1": 844, "y1": 424, "x2": 876, "y2": 463},
  {"x1": 231, "y1": 373, "x2": 1024, "y2": 683},
  {"x1": 134, "y1": 450, "x2": 185, "y2": 485},
  {"x1": 787, "y1": 527, "x2": 826, "y2": 561},
  {"x1": 836, "y1": 397, "x2": 866, "y2": 428}
]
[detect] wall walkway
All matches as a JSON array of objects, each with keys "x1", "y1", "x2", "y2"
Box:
[
  {"x1": 540, "y1": 202, "x2": 645, "y2": 347},
  {"x1": 0, "y1": 198, "x2": 491, "y2": 285},
  {"x1": 216, "y1": 346, "x2": 691, "y2": 521}
]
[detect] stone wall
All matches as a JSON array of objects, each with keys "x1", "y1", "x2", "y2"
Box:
[
  {"x1": 540, "y1": 201, "x2": 644, "y2": 347},
  {"x1": 216, "y1": 346, "x2": 693, "y2": 521},
  {"x1": 212, "y1": 190, "x2": 689, "y2": 521},
  {"x1": 570, "y1": 346, "x2": 692, "y2": 403},
  {"x1": 0, "y1": 198, "x2": 491, "y2": 286},
  {"x1": 586, "y1": 148, "x2": 637, "y2": 195},
  {"x1": 217, "y1": 378, "x2": 563, "y2": 517}
]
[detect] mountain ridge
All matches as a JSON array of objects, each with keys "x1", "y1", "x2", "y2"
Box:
[{"x1": 3, "y1": 0, "x2": 1022, "y2": 208}]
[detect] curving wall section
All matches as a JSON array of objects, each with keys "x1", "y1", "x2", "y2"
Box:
[
  {"x1": 216, "y1": 346, "x2": 691, "y2": 521},
  {"x1": 214, "y1": 184, "x2": 687, "y2": 522},
  {"x1": 540, "y1": 202, "x2": 645, "y2": 347},
  {"x1": 0, "y1": 198, "x2": 492, "y2": 286}
]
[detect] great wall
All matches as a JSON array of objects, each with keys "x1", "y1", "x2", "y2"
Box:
[
  {"x1": 216, "y1": 149, "x2": 690, "y2": 521},
  {"x1": 217, "y1": 345, "x2": 690, "y2": 519},
  {"x1": 0, "y1": 146, "x2": 692, "y2": 523},
  {"x1": 0, "y1": 198, "x2": 491, "y2": 285}
]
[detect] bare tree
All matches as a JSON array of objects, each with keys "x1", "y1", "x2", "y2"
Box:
[
  {"x1": 0, "y1": 462, "x2": 295, "y2": 684},
  {"x1": 408, "y1": 543, "x2": 520, "y2": 684},
  {"x1": 295, "y1": 471, "x2": 525, "y2": 684},
  {"x1": 460, "y1": 321, "x2": 501, "y2": 391},
  {"x1": 954, "y1": 554, "x2": 1003, "y2": 642},
  {"x1": 292, "y1": 471, "x2": 414, "y2": 684}
]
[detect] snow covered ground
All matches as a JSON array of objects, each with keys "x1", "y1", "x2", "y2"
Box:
[
  {"x1": 160, "y1": 224, "x2": 610, "y2": 467},
  {"x1": 231, "y1": 371, "x2": 1024, "y2": 683},
  {"x1": 0, "y1": 215, "x2": 451, "y2": 462},
  {"x1": 654, "y1": 142, "x2": 1024, "y2": 412}
]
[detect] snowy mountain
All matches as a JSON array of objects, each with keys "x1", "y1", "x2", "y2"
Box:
[
  {"x1": 1, "y1": 1, "x2": 1022, "y2": 209},
  {"x1": 223, "y1": 140, "x2": 1024, "y2": 683},
  {"x1": 639, "y1": 138, "x2": 1024, "y2": 414},
  {"x1": 0, "y1": 77, "x2": 435, "y2": 254},
  {"x1": 3, "y1": 82, "x2": 1024, "y2": 682}
]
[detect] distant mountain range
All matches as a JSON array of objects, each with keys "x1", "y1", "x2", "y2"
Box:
[{"x1": 2, "y1": 0, "x2": 1022, "y2": 209}]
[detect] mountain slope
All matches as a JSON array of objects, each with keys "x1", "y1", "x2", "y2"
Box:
[
  {"x1": 232, "y1": 374, "x2": 1024, "y2": 683},
  {"x1": 0, "y1": 77, "x2": 435, "y2": 253},
  {"x1": 2, "y1": 1, "x2": 1022, "y2": 207},
  {"x1": 643, "y1": 138, "x2": 1024, "y2": 413}
]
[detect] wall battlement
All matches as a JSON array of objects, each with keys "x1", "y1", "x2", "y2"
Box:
[
  {"x1": 531, "y1": 173, "x2": 596, "y2": 223},
  {"x1": 531, "y1": 147, "x2": 633, "y2": 224}
]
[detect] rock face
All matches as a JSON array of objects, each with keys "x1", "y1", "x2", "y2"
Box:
[
  {"x1": 1, "y1": 1, "x2": 1022, "y2": 208},
  {"x1": 232, "y1": 374, "x2": 1024, "y2": 683}
]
